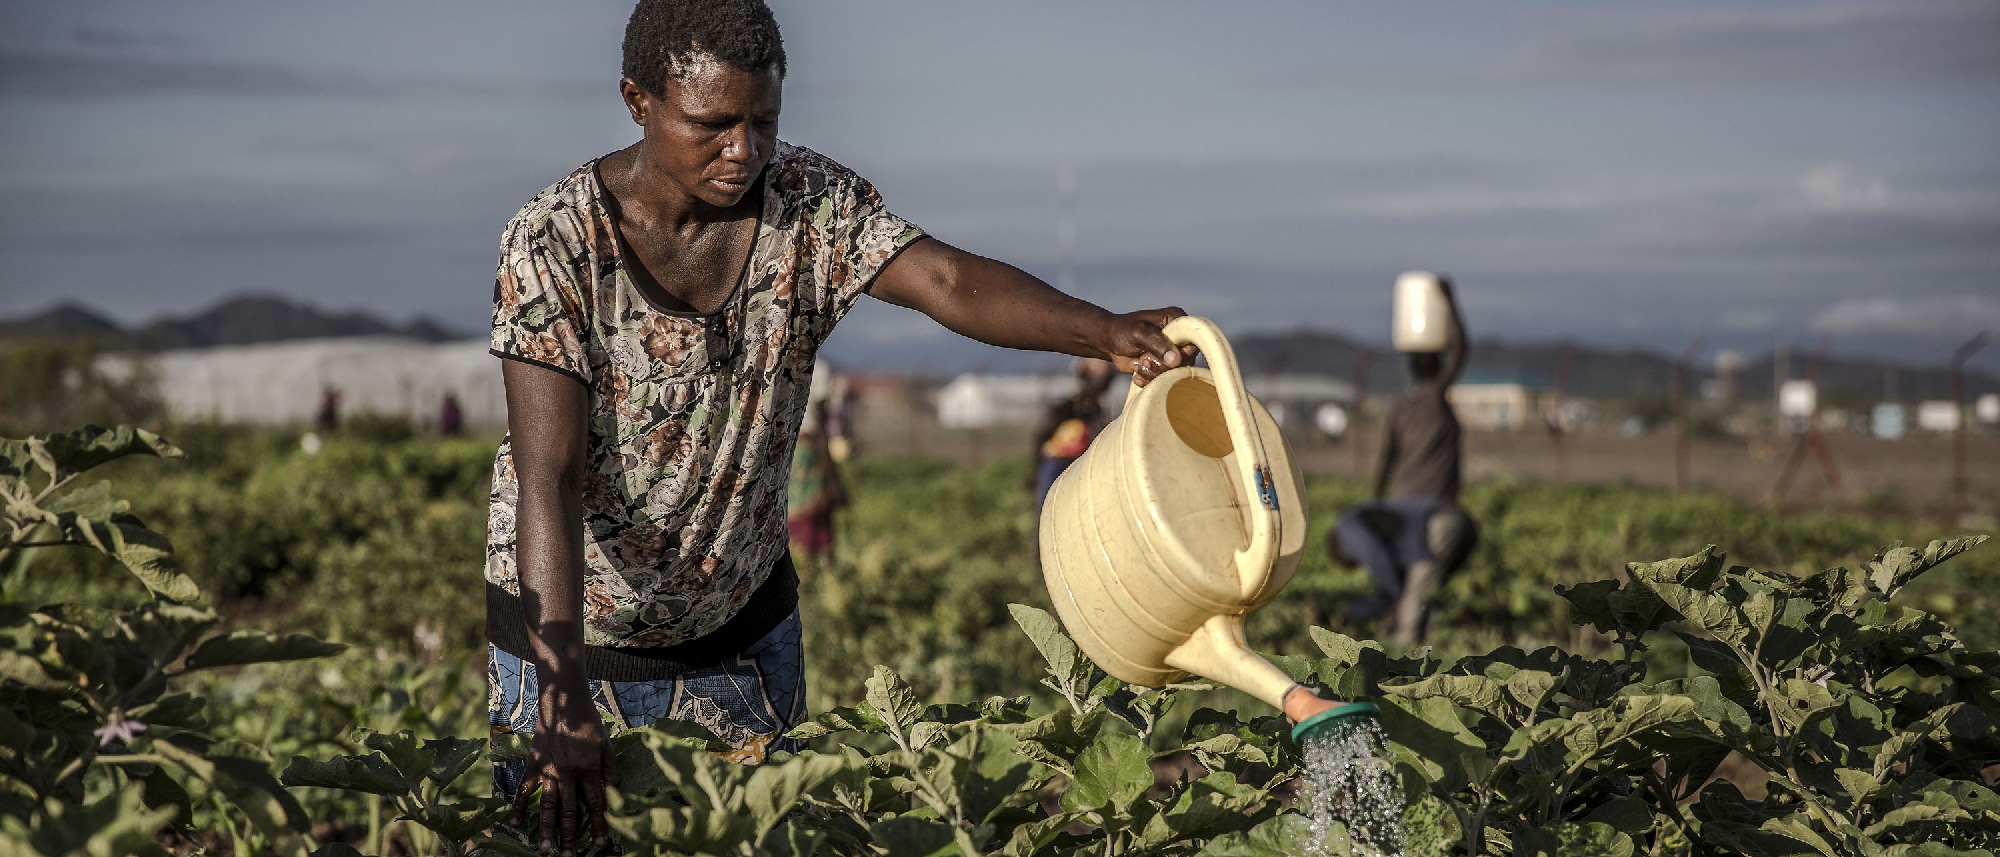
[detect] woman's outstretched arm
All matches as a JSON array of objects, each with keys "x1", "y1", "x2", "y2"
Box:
[{"x1": 870, "y1": 237, "x2": 1195, "y2": 386}]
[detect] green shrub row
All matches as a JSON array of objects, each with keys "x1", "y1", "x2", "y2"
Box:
[{"x1": 5, "y1": 426, "x2": 1996, "y2": 855}]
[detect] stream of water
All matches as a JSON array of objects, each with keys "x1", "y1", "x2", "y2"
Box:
[{"x1": 1296, "y1": 719, "x2": 1405, "y2": 857}]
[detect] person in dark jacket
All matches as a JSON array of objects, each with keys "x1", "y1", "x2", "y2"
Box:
[{"x1": 1330, "y1": 277, "x2": 1475, "y2": 644}]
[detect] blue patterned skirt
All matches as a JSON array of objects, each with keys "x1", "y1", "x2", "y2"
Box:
[{"x1": 486, "y1": 609, "x2": 807, "y2": 802}]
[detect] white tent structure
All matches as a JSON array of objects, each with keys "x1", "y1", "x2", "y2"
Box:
[
  {"x1": 934, "y1": 371, "x2": 1354, "y2": 430},
  {"x1": 126, "y1": 337, "x2": 505, "y2": 427},
  {"x1": 936, "y1": 374, "x2": 1086, "y2": 429}
]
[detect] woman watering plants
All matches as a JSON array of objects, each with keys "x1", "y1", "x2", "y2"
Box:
[{"x1": 482, "y1": 1, "x2": 1196, "y2": 851}]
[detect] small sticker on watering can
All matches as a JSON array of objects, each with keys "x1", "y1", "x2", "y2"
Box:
[{"x1": 1254, "y1": 467, "x2": 1280, "y2": 511}]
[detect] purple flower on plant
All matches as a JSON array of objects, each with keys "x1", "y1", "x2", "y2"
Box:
[{"x1": 94, "y1": 714, "x2": 148, "y2": 746}]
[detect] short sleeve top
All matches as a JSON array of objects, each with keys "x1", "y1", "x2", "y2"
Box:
[{"x1": 486, "y1": 141, "x2": 925, "y2": 649}]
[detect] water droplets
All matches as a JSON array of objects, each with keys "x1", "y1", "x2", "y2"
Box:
[{"x1": 1296, "y1": 719, "x2": 1404, "y2": 857}]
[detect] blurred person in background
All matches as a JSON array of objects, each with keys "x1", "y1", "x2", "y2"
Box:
[
  {"x1": 787, "y1": 363, "x2": 844, "y2": 572},
  {"x1": 1329, "y1": 278, "x2": 1477, "y2": 646},
  {"x1": 316, "y1": 385, "x2": 342, "y2": 433},
  {"x1": 1030, "y1": 358, "x2": 1115, "y2": 516},
  {"x1": 440, "y1": 392, "x2": 464, "y2": 437},
  {"x1": 825, "y1": 373, "x2": 855, "y2": 462},
  {"x1": 482, "y1": 1, "x2": 1197, "y2": 851}
]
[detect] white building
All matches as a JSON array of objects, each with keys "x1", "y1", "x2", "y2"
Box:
[
  {"x1": 933, "y1": 371, "x2": 1354, "y2": 429},
  {"x1": 1916, "y1": 400, "x2": 1962, "y2": 433},
  {"x1": 107, "y1": 337, "x2": 505, "y2": 428},
  {"x1": 936, "y1": 374, "x2": 1101, "y2": 429},
  {"x1": 1446, "y1": 372, "x2": 1555, "y2": 432}
]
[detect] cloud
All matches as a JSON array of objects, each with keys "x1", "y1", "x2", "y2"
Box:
[
  {"x1": 1809, "y1": 295, "x2": 2000, "y2": 337},
  {"x1": 68, "y1": 25, "x2": 188, "y2": 51},
  {"x1": 0, "y1": 51, "x2": 393, "y2": 98},
  {"x1": 0, "y1": 50, "x2": 598, "y2": 100},
  {"x1": 1388, "y1": 2, "x2": 2000, "y2": 90},
  {"x1": 1798, "y1": 163, "x2": 1890, "y2": 211}
]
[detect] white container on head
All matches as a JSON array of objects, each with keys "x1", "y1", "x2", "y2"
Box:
[{"x1": 1393, "y1": 271, "x2": 1452, "y2": 353}]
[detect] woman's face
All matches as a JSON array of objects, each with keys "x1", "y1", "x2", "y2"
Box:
[{"x1": 621, "y1": 55, "x2": 783, "y2": 209}]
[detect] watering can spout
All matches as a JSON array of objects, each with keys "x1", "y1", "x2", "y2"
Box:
[
  {"x1": 1162, "y1": 615, "x2": 1380, "y2": 745},
  {"x1": 1163, "y1": 614, "x2": 1298, "y2": 710}
]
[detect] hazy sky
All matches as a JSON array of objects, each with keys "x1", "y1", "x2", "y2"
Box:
[{"x1": 3, "y1": 1, "x2": 1997, "y2": 371}]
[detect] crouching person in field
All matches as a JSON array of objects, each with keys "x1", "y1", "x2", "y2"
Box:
[
  {"x1": 481, "y1": 1, "x2": 1196, "y2": 852},
  {"x1": 1329, "y1": 277, "x2": 1479, "y2": 648}
]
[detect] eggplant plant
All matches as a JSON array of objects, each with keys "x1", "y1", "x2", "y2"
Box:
[
  {"x1": 6, "y1": 425, "x2": 1995, "y2": 857},
  {"x1": 0, "y1": 427, "x2": 504, "y2": 857},
  {"x1": 1, "y1": 427, "x2": 340, "y2": 855}
]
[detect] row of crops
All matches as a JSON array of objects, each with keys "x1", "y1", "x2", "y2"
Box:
[{"x1": 3, "y1": 424, "x2": 1996, "y2": 855}]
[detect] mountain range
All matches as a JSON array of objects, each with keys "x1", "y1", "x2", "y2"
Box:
[
  {"x1": 1230, "y1": 331, "x2": 1998, "y2": 403},
  {"x1": 2, "y1": 296, "x2": 1992, "y2": 402},
  {"x1": 0, "y1": 296, "x2": 465, "y2": 351}
]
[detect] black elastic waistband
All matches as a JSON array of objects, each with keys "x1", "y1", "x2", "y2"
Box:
[{"x1": 487, "y1": 551, "x2": 799, "y2": 682}]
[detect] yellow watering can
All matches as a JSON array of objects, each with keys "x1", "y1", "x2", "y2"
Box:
[{"x1": 1038, "y1": 316, "x2": 1376, "y2": 744}]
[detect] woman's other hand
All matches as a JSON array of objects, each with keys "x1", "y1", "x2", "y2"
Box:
[{"x1": 512, "y1": 683, "x2": 620, "y2": 855}]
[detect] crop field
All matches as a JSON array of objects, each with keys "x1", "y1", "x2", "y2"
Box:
[{"x1": 4, "y1": 424, "x2": 1996, "y2": 855}]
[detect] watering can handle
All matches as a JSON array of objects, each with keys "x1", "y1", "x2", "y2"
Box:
[{"x1": 1153, "y1": 316, "x2": 1282, "y2": 601}]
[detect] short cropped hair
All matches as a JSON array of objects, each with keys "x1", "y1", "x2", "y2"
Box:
[{"x1": 621, "y1": 0, "x2": 787, "y2": 95}]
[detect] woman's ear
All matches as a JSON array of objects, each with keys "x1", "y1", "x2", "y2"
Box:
[{"x1": 619, "y1": 78, "x2": 650, "y2": 126}]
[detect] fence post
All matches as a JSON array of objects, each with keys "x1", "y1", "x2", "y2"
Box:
[
  {"x1": 1674, "y1": 340, "x2": 1704, "y2": 492},
  {"x1": 1951, "y1": 333, "x2": 1989, "y2": 507}
]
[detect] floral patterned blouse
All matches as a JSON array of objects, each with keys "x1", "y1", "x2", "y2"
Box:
[{"x1": 486, "y1": 142, "x2": 925, "y2": 649}]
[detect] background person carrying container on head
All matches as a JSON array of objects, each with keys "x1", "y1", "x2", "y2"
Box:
[{"x1": 1329, "y1": 272, "x2": 1479, "y2": 646}]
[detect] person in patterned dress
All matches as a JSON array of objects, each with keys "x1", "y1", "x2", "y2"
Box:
[{"x1": 484, "y1": 1, "x2": 1198, "y2": 851}]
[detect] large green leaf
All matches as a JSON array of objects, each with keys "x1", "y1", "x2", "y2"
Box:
[
  {"x1": 1308, "y1": 626, "x2": 1376, "y2": 664},
  {"x1": 861, "y1": 664, "x2": 928, "y2": 751},
  {"x1": 281, "y1": 752, "x2": 412, "y2": 796},
  {"x1": 1377, "y1": 696, "x2": 1484, "y2": 794},
  {"x1": 742, "y1": 752, "x2": 851, "y2": 834},
  {"x1": 43, "y1": 480, "x2": 124, "y2": 521},
  {"x1": 1517, "y1": 821, "x2": 1635, "y2": 857},
  {"x1": 1381, "y1": 673, "x2": 1510, "y2": 721},
  {"x1": 1061, "y1": 731, "x2": 1153, "y2": 814},
  {"x1": 1136, "y1": 770, "x2": 1270, "y2": 850},
  {"x1": 361, "y1": 730, "x2": 436, "y2": 789},
  {"x1": 1008, "y1": 603, "x2": 1096, "y2": 709},
  {"x1": 868, "y1": 814, "x2": 957, "y2": 857},
  {"x1": 1863, "y1": 537, "x2": 1988, "y2": 599},
  {"x1": 127, "y1": 692, "x2": 208, "y2": 731},
  {"x1": 0, "y1": 426, "x2": 181, "y2": 484},
  {"x1": 115, "y1": 602, "x2": 218, "y2": 664},
  {"x1": 467, "y1": 834, "x2": 541, "y2": 857},
  {"x1": 183, "y1": 630, "x2": 346, "y2": 670},
  {"x1": 996, "y1": 707, "x2": 1104, "y2": 777},
  {"x1": 62, "y1": 514, "x2": 199, "y2": 603},
  {"x1": 153, "y1": 740, "x2": 310, "y2": 852},
  {"x1": 401, "y1": 796, "x2": 509, "y2": 842},
  {"x1": 1195, "y1": 812, "x2": 1315, "y2": 857},
  {"x1": 0, "y1": 785, "x2": 176, "y2": 857}
]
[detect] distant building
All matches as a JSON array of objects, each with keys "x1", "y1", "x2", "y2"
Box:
[
  {"x1": 103, "y1": 337, "x2": 503, "y2": 427},
  {"x1": 1446, "y1": 371, "x2": 1553, "y2": 432},
  {"x1": 1246, "y1": 374, "x2": 1357, "y2": 431},
  {"x1": 933, "y1": 371, "x2": 1355, "y2": 429},
  {"x1": 1871, "y1": 403, "x2": 1906, "y2": 439},
  {"x1": 1916, "y1": 400, "x2": 1962, "y2": 433},
  {"x1": 936, "y1": 374, "x2": 1088, "y2": 429}
]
